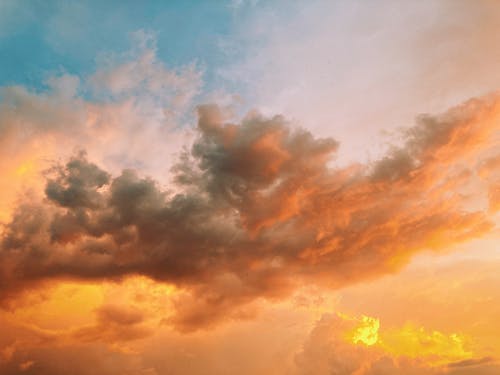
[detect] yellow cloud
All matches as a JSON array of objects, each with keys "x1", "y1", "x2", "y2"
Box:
[
  {"x1": 380, "y1": 324, "x2": 472, "y2": 365},
  {"x1": 341, "y1": 313, "x2": 380, "y2": 346},
  {"x1": 338, "y1": 312, "x2": 472, "y2": 366}
]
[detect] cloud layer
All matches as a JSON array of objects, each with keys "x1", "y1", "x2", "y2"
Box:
[{"x1": 1, "y1": 93, "x2": 499, "y2": 331}]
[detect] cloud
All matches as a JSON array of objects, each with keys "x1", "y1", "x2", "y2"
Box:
[
  {"x1": 222, "y1": 0, "x2": 500, "y2": 165},
  {"x1": 0, "y1": 343, "x2": 157, "y2": 375},
  {"x1": 294, "y1": 313, "x2": 437, "y2": 375},
  {"x1": 89, "y1": 30, "x2": 202, "y2": 109},
  {"x1": 0, "y1": 32, "x2": 200, "y2": 225},
  {"x1": 0, "y1": 91, "x2": 499, "y2": 331},
  {"x1": 45, "y1": 151, "x2": 111, "y2": 211},
  {"x1": 73, "y1": 304, "x2": 152, "y2": 345},
  {"x1": 295, "y1": 312, "x2": 499, "y2": 375},
  {"x1": 448, "y1": 357, "x2": 495, "y2": 369}
]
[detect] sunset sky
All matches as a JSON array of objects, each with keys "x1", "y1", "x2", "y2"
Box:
[{"x1": 1, "y1": 1, "x2": 500, "y2": 374}]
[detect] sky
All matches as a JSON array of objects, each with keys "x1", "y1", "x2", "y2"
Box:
[{"x1": 1, "y1": 1, "x2": 500, "y2": 374}]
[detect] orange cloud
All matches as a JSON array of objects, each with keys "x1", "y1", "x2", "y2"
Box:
[{"x1": 0, "y1": 93, "x2": 500, "y2": 331}]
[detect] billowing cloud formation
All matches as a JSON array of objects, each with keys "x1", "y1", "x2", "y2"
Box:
[{"x1": 1, "y1": 94, "x2": 500, "y2": 331}]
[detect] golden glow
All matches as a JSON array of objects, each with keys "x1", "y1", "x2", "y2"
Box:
[
  {"x1": 4, "y1": 282, "x2": 104, "y2": 330},
  {"x1": 342, "y1": 313, "x2": 380, "y2": 346},
  {"x1": 2, "y1": 276, "x2": 178, "y2": 335},
  {"x1": 337, "y1": 312, "x2": 474, "y2": 366},
  {"x1": 15, "y1": 161, "x2": 35, "y2": 177},
  {"x1": 0, "y1": 149, "x2": 50, "y2": 223},
  {"x1": 380, "y1": 324, "x2": 472, "y2": 365}
]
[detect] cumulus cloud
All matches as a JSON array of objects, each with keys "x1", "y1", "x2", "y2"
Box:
[{"x1": 1, "y1": 92, "x2": 499, "y2": 331}]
